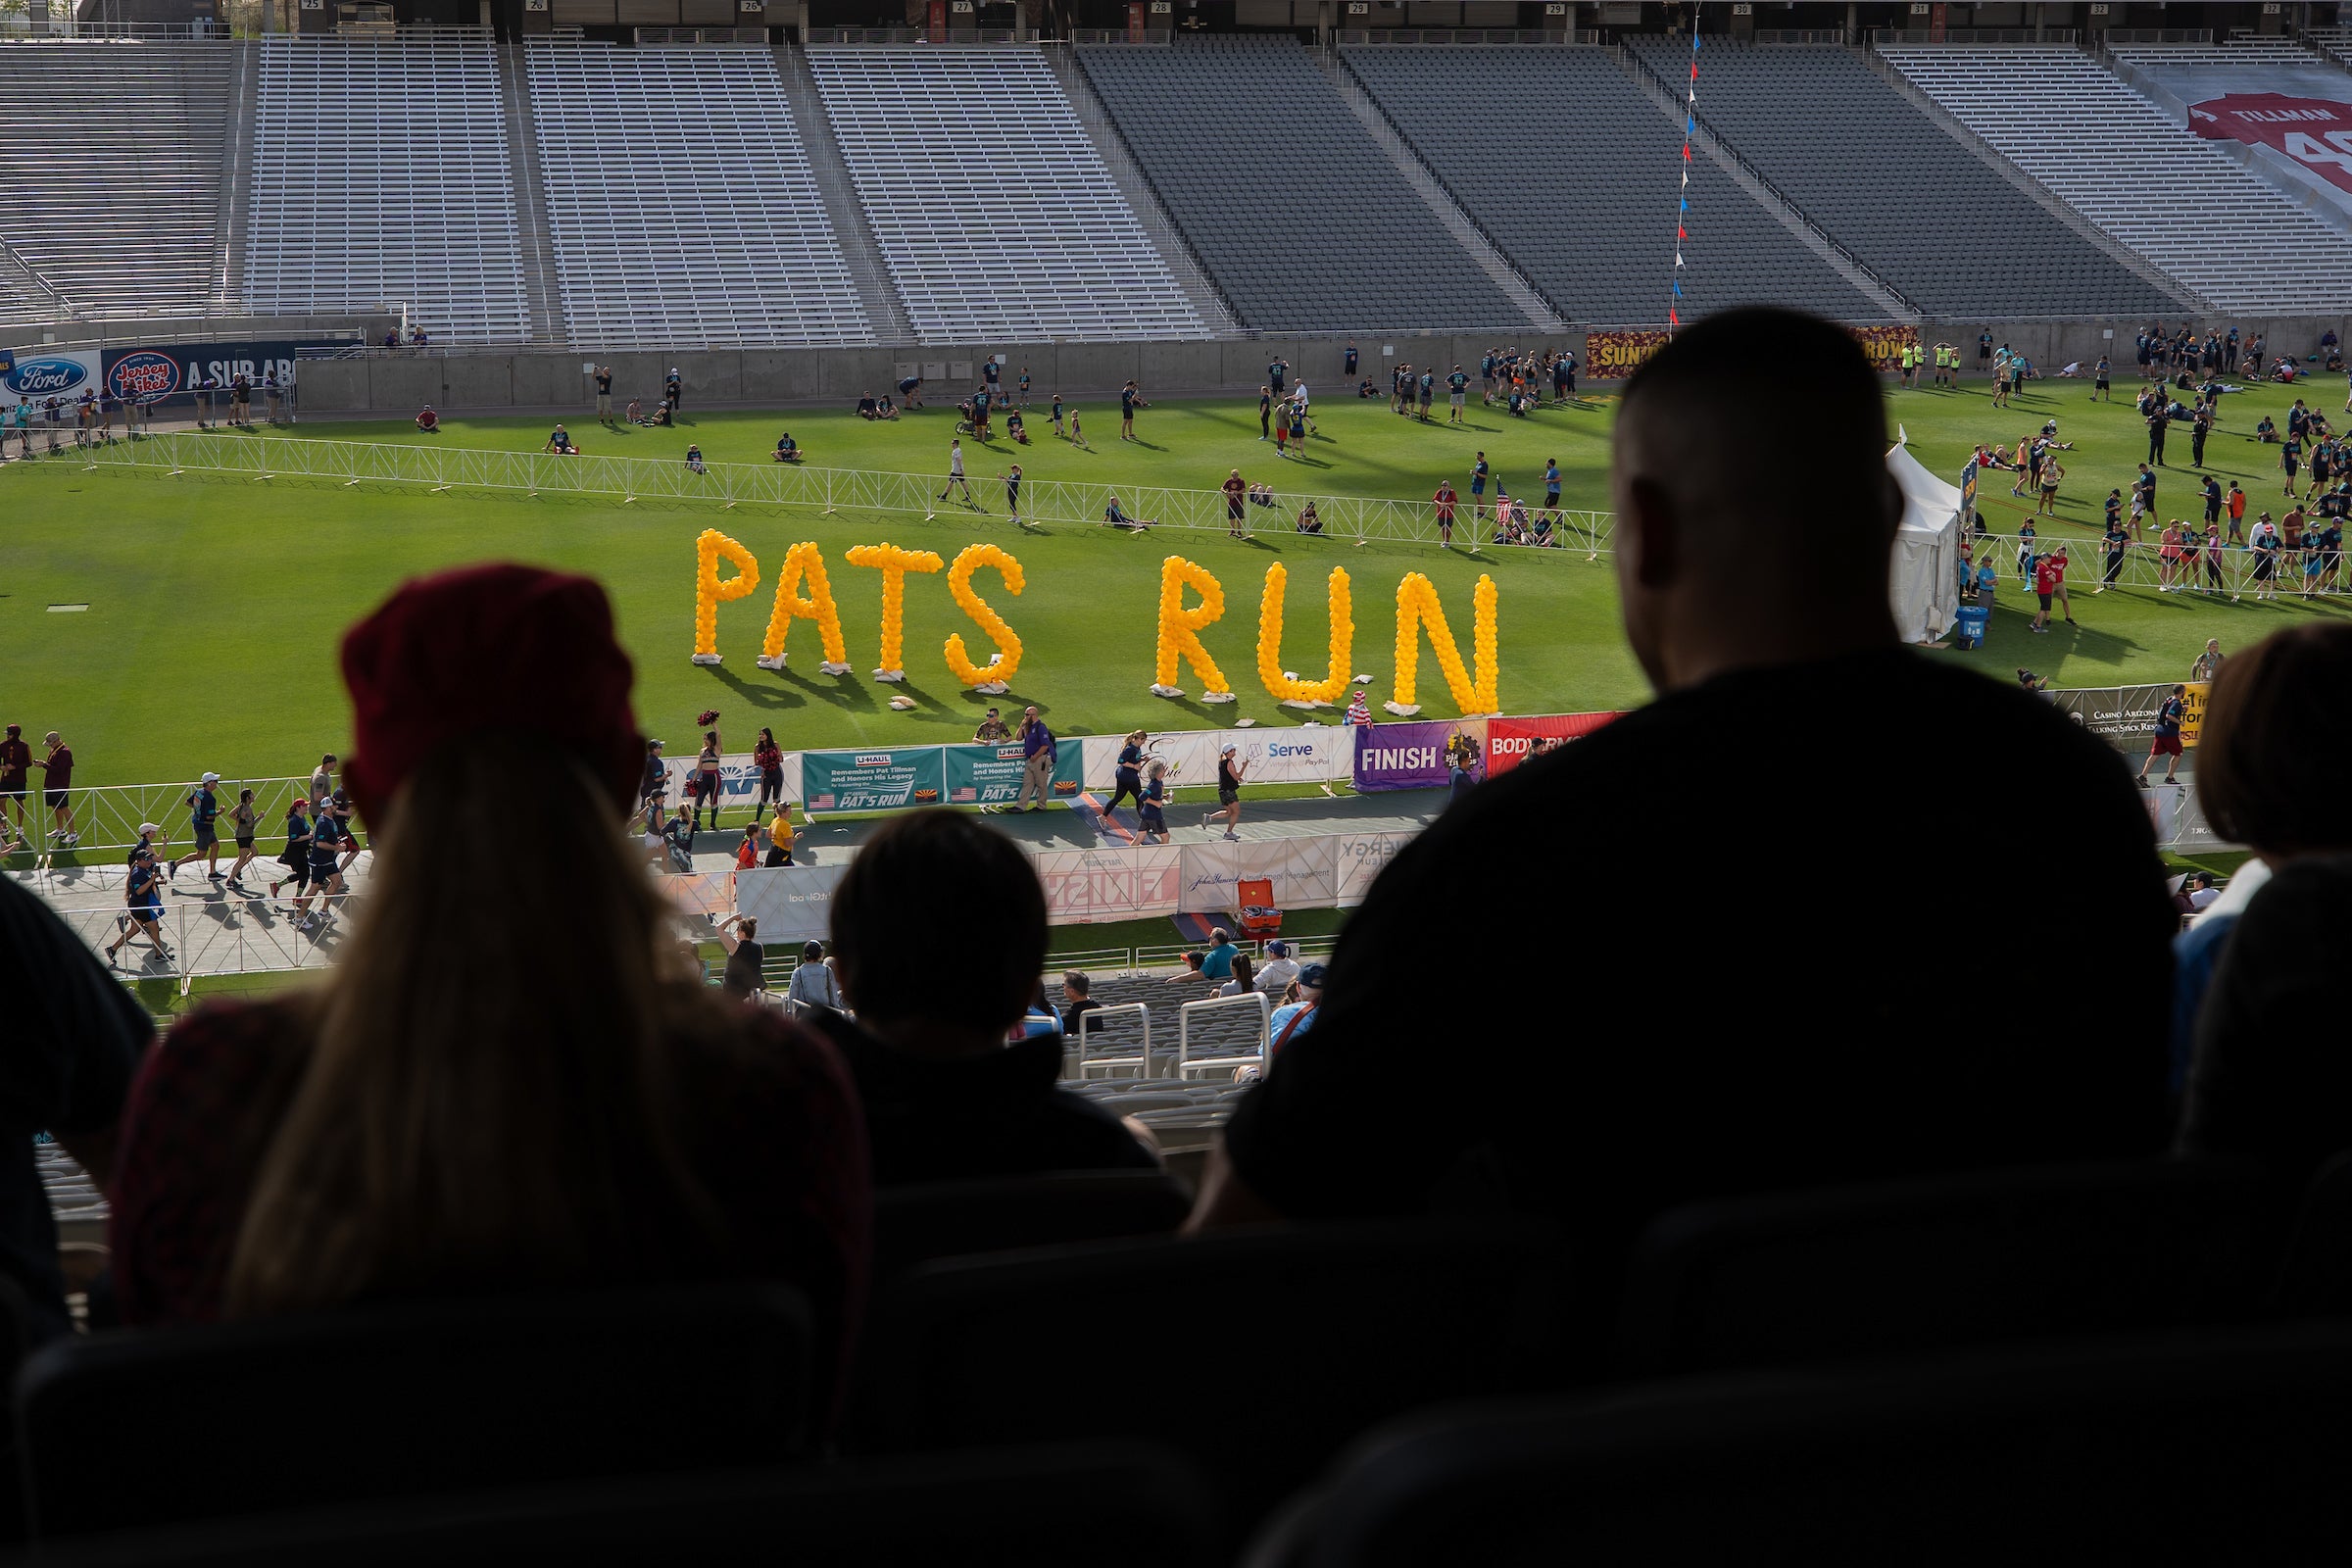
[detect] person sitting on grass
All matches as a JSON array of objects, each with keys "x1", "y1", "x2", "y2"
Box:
[
  {"x1": 683, "y1": 444, "x2": 706, "y2": 475},
  {"x1": 414, "y1": 405, "x2": 439, "y2": 433},
  {"x1": 773, "y1": 432, "x2": 800, "y2": 464},
  {"x1": 1005, "y1": 409, "x2": 1027, "y2": 445},
  {"x1": 544, "y1": 424, "x2": 579, "y2": 455},
  {"x1": 815, "y1": 810, "x2": 1156, "y2": 1185},
  {"x1": 1296, "y1": 500, "x2": 1322, "y2": 535},
  {"x1": 1104, "y1": 493, "x2": 1150, "y2": 531},
  {"x1": 856, "y1": 393, "x2": 879, "y2": 419},
  {"x1": 623, "y1": 398, "x2": 643, "y2": 425}
]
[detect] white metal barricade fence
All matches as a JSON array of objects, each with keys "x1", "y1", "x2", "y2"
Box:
[
  {"x1": 67, "y1": 431, "x2": 1615, "y2": 556},
  {"x1": 1973, "y1": 531, "x2": 2352, "y2": 599},
  {"x1": 1174, "y1": 992, "x2": 1270, "y2": 1080},
  {"x1": 1074, "y1": 1002, "x2": 1155, "y2": 1081}
]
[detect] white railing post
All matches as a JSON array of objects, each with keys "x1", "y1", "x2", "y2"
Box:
[
  {"x1": 1175, "y1": 991, "x2": 1271, "y2": 1079},
  {"x1": 1075, "y1": 1001, "x2": 1154, "y2": 1081}
]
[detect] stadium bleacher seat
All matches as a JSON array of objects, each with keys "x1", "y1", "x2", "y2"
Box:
[
  {"x1": 25, "y1": 1444, "x2": 1217, "y2": 1567},
  {"x1": 1075, "y1": 38, "x2": 1529, "y2": 331},
  {"x1": 1616, "y1": 1158, "x2": 2279, "y2": 1376},
  {"x1": 17, "y1": 1283, "x2": 815, "y2": 1538},
  {"x1": 1340, "y1": 46, "x2": 1889, "y2": 326},
  {"x1": 871, "y1": 1170, "x2": 1193, "y2": 1285},
  {"x1": 0, "y1": 42, "x2": 233, "y2": 321},
  {"x1": 857, "y1": 1218, "x2": 1565, "y2": 1531},
  {"x1": 245, "y1": 38, "x2": 532, "y2": 344},
  {"x1": 1623, "y1": 40, "x2": 2187, "y2": 318},
  {"x1": 1260, "y1": 1325, "x2": 2352, "y2": 1564},
  {"x1": 807, "y1": 47, "x2": 1201, "y2": 341},
  {"x1": 1878, "y1": 43, "x2": 2352, "y2": 314},
  {"x1": 524, "y1": 41, "x2": 869, "y2": 350}
]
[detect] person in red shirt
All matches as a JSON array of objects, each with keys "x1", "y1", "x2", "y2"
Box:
[
  {"x1": 2030, "y1": 548, "x2": 2073, "y2": 632},
  {"x1": 1433, "y1": 479, "x2": 1458, "y2": 549},
  {"x1": 32, "y1": 731, "x2": 74, "y2": 846},
  {"x1": 1222, "y1": 469, "x2": 1248, "y2": 537},
  {"x1": 0, "y1": 723, "x2": 30, "y2": 851},
  {"x1": 105, "y1": 565, "x2": 869, "y2": 1407}
]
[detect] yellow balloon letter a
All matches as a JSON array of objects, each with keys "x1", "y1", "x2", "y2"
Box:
[{"x1": 758, "y1": 541, "x2": 852, "y2": 674}]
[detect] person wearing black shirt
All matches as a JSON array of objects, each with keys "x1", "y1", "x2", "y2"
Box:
[
  {"x1": 717, "y1": 913, "x2": 765, "y2": 1001},
  {"x1": 0, "y1": 879, "x2": 151, "y2": 1344},
  {"x1": 821, "y1": 811, "x2": 1154, "y2": 1186},
  {"x1": 664, "y1": 368, "x2": 682, "y2": 414},
  {"x1": 1187, "y1": 309, "x2": 2177, "y2": 1329}
]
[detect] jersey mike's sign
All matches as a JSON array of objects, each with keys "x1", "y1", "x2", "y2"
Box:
[{"x1": 2188, "y1": 92, "x2": 2352, "y2": 197}]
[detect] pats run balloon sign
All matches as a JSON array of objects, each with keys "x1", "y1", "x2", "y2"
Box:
[{"x1": 687, "y1": 535, "x2": 1507, "y2": 719}]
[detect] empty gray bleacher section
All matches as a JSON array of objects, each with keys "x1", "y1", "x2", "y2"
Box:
[
  {"x1": 0, "y1": 41, "x2": 234, "y2": 319},
  {"x1": 525, "y1": 41, "x2": 868, "y2": 350},
  {"x1": 1075, "y1": 37, "x2": 1528, "y2": 332},
  {"x1": 1060, "y1": 968, "x2": 1269, "y2": 1145},
  {"x1": 807, "y1": 46, "x2": 1201, "y2": 341},
  {"x1": 494, "y1": 44, "x2": 568, "y2": 347},
  {"x1": 1044, "y1": 45, "x2": 1242, "y2": 333},
  {"x1": 2105, "y1": 38, "x2": 2352, "y2": 223},
  {"x1": 1879, "y1": 44, "x2": 2352, "y2": 314},
  {"x1": 1624, "y1": 39, "x2": 2186, "y2": 318},
  {"x1": 246, "y1": 38, "x2": 531, "y2": 343},
  {"x1": 773, "y1": 44, "x2": 917, "y2": 344},
  {"x1": 1340, "y1": 46, "x2": 1886, "y2": 326}
]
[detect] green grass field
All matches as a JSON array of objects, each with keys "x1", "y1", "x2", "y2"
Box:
[{"x1": 5, "y1": 371, "x2": 2347, "y2": 785}]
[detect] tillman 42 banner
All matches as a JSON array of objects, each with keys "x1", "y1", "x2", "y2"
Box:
[{"x1": 2189, "y1": 93, "x2": 2352, "y2": 199}]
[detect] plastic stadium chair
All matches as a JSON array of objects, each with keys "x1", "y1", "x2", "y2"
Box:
[
  {"x1": 1617, "y1": 1158, "x2": 2278, "y2": 1376},
  {"x1": 2272, "y1": 1149, "x2": 2352, "y2": 1316},
  {"x1": 859, "y1": 1219, "x2": 1566, "y2": 1536},
  {"x1": 31, "y1": 1443, "x2": 1217, "y2": 1568},
  {"x1": 872, "y1": 1170, "x2": 1194, "y2": 1286},
  {"x1": 18, "y1": 1283, "x2": 815, "y2": 1539},
  {"x1": 1253, "y1": 1324, "x2": 2352, "y2": 1566}
]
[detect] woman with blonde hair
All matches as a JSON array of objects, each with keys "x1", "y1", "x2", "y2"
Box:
[
  {"x1": 1103, "y1": 729, "x2": 1148, "y2": 829},
  {"x1": 107, "y1": 565, "x2": 868, "y2": 1380}
]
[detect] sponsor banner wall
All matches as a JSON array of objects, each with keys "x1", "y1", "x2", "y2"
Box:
[
  {"x1": 733, "y1": 864, "x2": 849, "y2": 943},
  {"x1": 101, "y1": 340, "x2": 307, "y2": 409},
  {"x1": 1081, "y1": 725, "x2": 1353, "y2": 792},
  {"x1": 1175, "y1": 836, "x2": 1342, "y2": 916},
  {"x1": 1035, "y1": 844, "x2": 1184, "y2": 922},
  {"x1": 659, "y1": 751, "x2": 803, "y2": 811},
  {"x1": 945, "y1": 741, "x2": 1083, "y2": 807},
  {"x1": 802, "y1": 747, "x2": 945, "y2": 815},
  {"x1": 1335, "y1": 830, "x2": 1414, "y2": 906},
  {"x1": 1485, "y1": 711, "x2": 1622, "y2": 776},
  {"x1": 1, "y1": 348, "x2": 100, "y2": 402},
  {"x1": 1586, "y1": 329, "x2": 1670, "y2": 380},
  {"x1": 1850, "y1": 324, "x2": 1922, "y2": 371},
  {"x1": 2049, "y1": 683, "x2": 2205, "y2": 752},
  {"x1": 1353, "y1": 718, "x2": 1487, "y2": 792}
]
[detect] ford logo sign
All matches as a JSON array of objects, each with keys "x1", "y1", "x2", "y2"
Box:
[
  {"x1": 108, "y1": 351, "x2": 179, "y2": 402},
  {"x1": 5, "y1": 357, "x2": 90, "y2": 396}
]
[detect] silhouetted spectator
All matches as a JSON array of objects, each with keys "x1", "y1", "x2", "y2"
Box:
[
  {"x1": 2177, "y1": 624, "x2": 2352, "y2": 1179},
  {"x1": 106, "y1": 565, "x2": 869, "y2": 1395},
  {"x1": 0, "y1": 879, "x2": 151, "y2": 1344},
  {"x1": 818, "y1": 811, "x2": 1154, "y2": 1186},
  {"x1": 1188, "y1": 310, "x2": 2177, "y2": 1339}
]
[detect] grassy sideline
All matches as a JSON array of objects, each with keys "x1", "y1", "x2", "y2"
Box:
[{"x1": 5, "y1": 371, "x2": 2348, "y2": 786}]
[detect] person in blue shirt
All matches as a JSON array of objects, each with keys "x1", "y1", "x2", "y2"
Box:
[
  {"x1": 1417, "y1": 369, "x2": 1435, "y2": 420},
  {"x1": 1198, "y1": 928, "x2": 1239, "y2": 982},
  {"x1": 1470, "y1": 452, "x2": 1489, "y2": 521},
  {"x1": 1009, "y1": 705, "x2": 1056, "y2": 813},
  {"x1": 1136, "y1": 761, "x2": 1169, "y2": 844},
  {"x1": 1049, "y1": 392, "x2": 1064, "y2": 435},
  {"x1": 168, "y1": 772, "x2": 224, "y2": 882},
  {"x1": 1446, "y1": 365, "x2": 1469, "y2": 424},
  {"x1": 1015, "y1": 366, "x2": 1030, "y2": 406},
  {"x1": 1544, "y1": 458, "x2": 1561, "y2": 511},
  {"x1": 2137, "y1": 685, "x2": 2187, "y2": 787},
  {"x1": 1268, "y1": 962, "x2": 1325, "y2": 1053},
  {"x1": 1119, "y1": 381, "x2": 1143, "y2": 441},
  {"x1": 773, "y1": 431, "x2": 800, "y2": 463},
  {"x1": 545, "y1": 424, "x2": 578, "y2": 455},
  {"x1": 1267, "y1": 357, "x2": 1287, "y2": 397},
  {"x1": 1103, "y1": 728, "x2": 1147, "y2": 828},
  {"x1": 1344, "y1": 343, "x2": 1358, "y2": 377},
  {"x1": 105, "y1": 849, "x2": 171, "y2": 967},
  {"x1": 684, "y1": 443, "x2": 706, "y2": 474},
  {"x1": 971, "y1": 383, "x2": 992, "y2": 440}
]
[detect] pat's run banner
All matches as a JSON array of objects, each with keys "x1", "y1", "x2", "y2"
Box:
[
  {"x1": 1485, "y1": 711, "x2": 1623, "y2": 776},
  {"x1": 945, "y1": 741, "x2": 1081, "y2": 807},
  {"x1": 1585, "y1": 330, "x2": 1671, "y2": 380},
  {"x1": 802, "y1": 748, "x2": 945, "y2": 815}
]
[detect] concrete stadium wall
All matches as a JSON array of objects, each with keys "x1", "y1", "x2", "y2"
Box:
[
  {"x1": 11, "y1": 315, "x2": 394, "y2": 352},
  {"x1": 288, "y1": 316, "x2": 2349, "y2": 416}
]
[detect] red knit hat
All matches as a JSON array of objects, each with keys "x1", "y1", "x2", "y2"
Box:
[{"x1": 340, "y1": 564, "x2": 641, "y2": 824}]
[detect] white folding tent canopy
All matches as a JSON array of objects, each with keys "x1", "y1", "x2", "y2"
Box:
[{"x1": 1886, "y1": 439, "x2": 1963, "y2": 644}]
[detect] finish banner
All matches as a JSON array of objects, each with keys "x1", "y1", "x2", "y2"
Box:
[
  {"x1": 1485, "y1": 711, "x2": 1624, "y2": 776},
  {"x1": 945, "y1": 741, "x2": 1082, "y2": 807},
  {"x1": 1586, "y1": 330, "x2": 1671, "y2": 380},
  {"x1": 1352, "y1": 718, "x2": 1488, "y2": 793},
  {"x1": 802, "y1": 747, "x2": 945, "y2": 815},
  {"x1": 1851, "y1": 324, "x2": 1921, "y2": 372}
]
